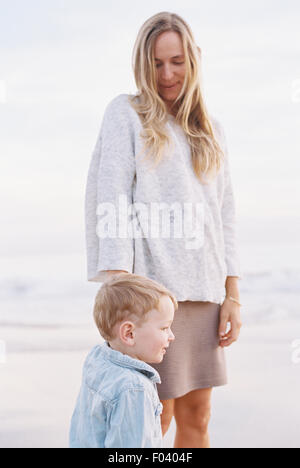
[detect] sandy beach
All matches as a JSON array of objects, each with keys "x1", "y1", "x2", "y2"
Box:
[
  {"x1": 1, "y1": 0, "x2": 300, "y2": 449},
  {"x1": 1, "y1": 319, "x2": 299, "y2": 449}
]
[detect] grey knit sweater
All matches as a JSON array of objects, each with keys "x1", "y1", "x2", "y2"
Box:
[{"x1": 85, "y1": 94, "x2": 241, "y2": 304}]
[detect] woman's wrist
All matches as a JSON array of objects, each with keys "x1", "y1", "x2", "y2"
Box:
[
  {"x1": 225, "y1": 276, "x2": 240, "y2": 305},
  {"x1": 104, "y1": 270, "x2": 128, "y2": 280},
  {"x1": 225, "y1": 295, "x2": 242, "y2": 307},
  {"x1": 225, "y1": 276, "x2": 240, "y2": 301}
]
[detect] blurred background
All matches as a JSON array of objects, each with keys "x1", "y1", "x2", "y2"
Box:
[{"x1": 0, "y1": 0, "x2": 300, "y2": 448}]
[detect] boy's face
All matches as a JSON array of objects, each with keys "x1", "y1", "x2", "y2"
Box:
[{"x1": 132, "y1": 295, "x2": 175, "y2": 364}]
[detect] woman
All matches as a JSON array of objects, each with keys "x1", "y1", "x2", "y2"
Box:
[{"x1": 85, "y1": 11, "x2": 242, "y2": 448}]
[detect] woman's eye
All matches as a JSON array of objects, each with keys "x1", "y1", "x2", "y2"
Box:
[{"x1": 156, "y1": 62, "x2": 184, "y2": 68}]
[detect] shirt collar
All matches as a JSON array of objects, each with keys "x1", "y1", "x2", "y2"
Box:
[{"x1": 100, "y1": 341, "x2": 161, "y2": 384}]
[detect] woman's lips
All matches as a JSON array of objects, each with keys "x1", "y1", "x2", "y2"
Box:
[{"x1": 162, "y1": 83, "x2": 178, "y2": 89}]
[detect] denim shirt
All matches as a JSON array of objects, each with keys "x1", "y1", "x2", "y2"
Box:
[{"x1": 69, "y1": 341, "x2": 163, "y2": 448}]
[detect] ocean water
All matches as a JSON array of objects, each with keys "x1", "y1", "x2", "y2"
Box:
[{"x1": 0, "y1": 243, "x2": 299, "y2": 327}]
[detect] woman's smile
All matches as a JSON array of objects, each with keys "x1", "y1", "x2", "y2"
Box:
[{"x1": 161, "y1": 83, "x2": 179, "y2": 89}]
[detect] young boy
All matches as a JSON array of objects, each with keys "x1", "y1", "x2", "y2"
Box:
[{"x1": 69, "y1": 273, "x2": 177, "y2": 448}]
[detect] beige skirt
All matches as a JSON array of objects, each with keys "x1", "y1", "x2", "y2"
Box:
[{"x1": 151, "y1": 301, "x2": 228, "y2": 400}]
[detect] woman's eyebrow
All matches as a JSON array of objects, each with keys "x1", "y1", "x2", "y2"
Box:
[{"x1": 155, "y1": 55, "x2": 184, "y2": 60}]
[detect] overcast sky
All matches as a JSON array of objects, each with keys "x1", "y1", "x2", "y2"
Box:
[{"x1": 1, "y1": 0, "x2": 300, "y2": 256}]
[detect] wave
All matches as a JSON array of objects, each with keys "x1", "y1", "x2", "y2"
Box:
[
  {"x1": 0, "y1": 267, "x2": 299, "y2": 327},
  {"x1": 1, "y1": 268, "x2": 299, "y2": 298},
  {"x1": 239, "y1": 269, "x2": 300, "y2": 293}
]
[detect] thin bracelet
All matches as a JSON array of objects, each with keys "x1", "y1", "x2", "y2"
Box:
[{"x1": 226, "y1": 296, "x2": 242, "y2": 307}]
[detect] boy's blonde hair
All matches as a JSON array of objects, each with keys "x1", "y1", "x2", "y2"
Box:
[{"x1": 93, "y1": 273, "x2": 178, "y2": 341}]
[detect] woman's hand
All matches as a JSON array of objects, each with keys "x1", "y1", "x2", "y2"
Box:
[
  {"x1": 103, "y1": 270, "x2": 129, "y2": 280},
  {"x1": 218, "y1": 298, "x2": 242, "y2": 347}
]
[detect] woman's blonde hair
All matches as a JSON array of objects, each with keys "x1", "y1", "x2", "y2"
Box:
[
  {"x1": 93, "y1": 273, "x2": 178, "y2": 341},
  {"x1": 129, "y1": 11, "x2": 224, "y2": 184}
]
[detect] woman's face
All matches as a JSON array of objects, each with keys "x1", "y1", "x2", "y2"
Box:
[{"x1": 154, "y1": 30, "x2": 186, "y2": 111}]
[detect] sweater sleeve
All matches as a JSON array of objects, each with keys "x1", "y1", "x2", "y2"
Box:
[
  {"x1": 85, "y1": 95, "x2": 136, "y2": 282},
  {"x1": 219, "y1": 125, "x2": 242, "y2": 279}
]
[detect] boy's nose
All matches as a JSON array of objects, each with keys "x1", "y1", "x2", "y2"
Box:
[{"x1": 169, "y1": 329, "x2": 175, "y2": 341}]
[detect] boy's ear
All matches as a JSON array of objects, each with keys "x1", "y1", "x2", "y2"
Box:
[{"x1": 119, "y1": 321, "x2": 135, "y2": 345}]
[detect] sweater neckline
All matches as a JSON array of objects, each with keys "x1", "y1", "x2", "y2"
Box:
[{"x1": 167, "y1": 113, "x2": 180, "y2": 127}]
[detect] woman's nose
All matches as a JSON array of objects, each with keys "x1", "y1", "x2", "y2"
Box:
[
  {"x1": 160, "y1": 65, "x2": 174, "y2": 81},
  {"x1": 169, "y1": 329, "x2": 175, "y2": 341}
]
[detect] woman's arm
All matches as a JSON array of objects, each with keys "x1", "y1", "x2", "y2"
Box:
[
  {"x1": 219, "y1": 277, "x2": 242, "y2": 347},
  {"x1": 218, "y1": 124, "x2": 242, "y2": 346},
  {"x1": 225, "y1": 275, "x2": 240, "y2": 301},
  {"x1": 85, "y1": 95, "x2": 136, "y2": 282},
  {"x1": 219, "y1": 125, "x2": 241, "y2": 280}
]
